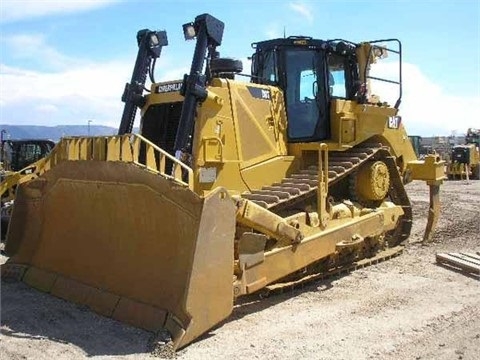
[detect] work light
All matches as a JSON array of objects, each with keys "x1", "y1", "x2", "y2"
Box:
[{"x1": 182, "y1": 23, "x2": 196, "y2": 40}]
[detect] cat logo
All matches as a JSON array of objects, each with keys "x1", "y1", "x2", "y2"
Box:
[
  {"x1": 388, "y1": 116, "x2": 401, "y2": 129},
  {"x1": 247, "y1": 86, "x2": 271, "y2": 101}
]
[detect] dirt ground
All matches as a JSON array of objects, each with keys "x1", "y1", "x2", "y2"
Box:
[{"x1": 1, "y1": 180, "x2": 479, "y2": 360}]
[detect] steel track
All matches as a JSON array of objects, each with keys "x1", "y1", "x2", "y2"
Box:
[{"x1": 239, "y1": 144, "x2": 413, "y2": 294}]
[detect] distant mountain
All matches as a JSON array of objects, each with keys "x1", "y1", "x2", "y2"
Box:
[{"x1": 0, "y1": 125, "x2": 137, "y2": 142}]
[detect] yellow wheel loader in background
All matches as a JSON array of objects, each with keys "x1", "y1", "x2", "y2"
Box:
[
  {"x1": 0, "y1": 138, "x2": 55, "y2": 239},
  {"x1": 2, "y1": 14, "x2": 445, "y2": 351},
  {"x1": 446, "y1": 128, "x2": 480, "y2": 180}
]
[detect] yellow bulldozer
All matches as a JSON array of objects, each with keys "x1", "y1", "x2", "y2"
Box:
[
  {"x1": 2, "y1": 14, "x2": 445, "y2": 351},
  {"x1": 446, "y1": 128, "x2": 480, "y2": 180}
]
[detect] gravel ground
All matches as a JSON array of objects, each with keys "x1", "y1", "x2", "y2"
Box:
[{"x1": 1, "y1": 180, "x2": 479, "y2": 360}]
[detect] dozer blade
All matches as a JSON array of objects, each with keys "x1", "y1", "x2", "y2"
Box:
[{"x1": 3, "y1": 160, "x2": 236, "y2": 350}]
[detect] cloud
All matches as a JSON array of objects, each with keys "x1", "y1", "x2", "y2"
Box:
[
  {"x1": 158, "y1": 65, "x2": 189, "y2": 82},
  {"x1": 369, "y1": 61, "x2": 480, "y2": 136},
  {"x1": 0, "y1": 0, "x2": 117, "y2": 23},
  {"x1": 2, "y1": 34, "x2": 85, "y2": 70},
  {"x1": 35, "y1": 104, "x2": 59, "y2": 114},
  {"x1": 265, "y1": 24, "x2": 282, "y2": 39},
  {"x1": 0, "y1": 62, "x2": 128, "y2": 126},
  {"x1": 0, "y1": 29, "x2": 192, "y2": 127},
  {"x1": 289, "y1": 2, "x2": 314, "y2": 23},
  {"x1": 0, "y1": 51, "x2": 190, "y2": 127}
]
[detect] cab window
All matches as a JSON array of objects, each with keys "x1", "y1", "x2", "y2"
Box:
[
  {"x1": 284, "y1": 49, "x2": 320, "y2": 139},
  {"x1": 327, "y1": 53, "x2": 347, "y2": 98}
]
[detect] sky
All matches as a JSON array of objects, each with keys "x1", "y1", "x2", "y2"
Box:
[{"x1": 0, "y1": 0, "x2": 479, "y2": 136}]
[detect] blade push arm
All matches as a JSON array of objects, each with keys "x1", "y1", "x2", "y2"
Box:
[
  {"x1": 118, "y1": 30, "x2": 168, "y2": 135},
  {"x1": 174, "y1": 14, "x2": 224, "y2": 155}
]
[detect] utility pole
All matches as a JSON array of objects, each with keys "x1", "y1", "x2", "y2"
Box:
[
  {"x1": 88, "y1": 120, "x2": 93, "y2": 136},
  {"x1": 1, "y1": 129, "x2": 6, "y2": 166}
]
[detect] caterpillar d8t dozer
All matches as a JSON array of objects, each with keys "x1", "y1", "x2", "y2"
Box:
[{"x1": 2, "y1": 14, "x2": 445, "y2": 351}]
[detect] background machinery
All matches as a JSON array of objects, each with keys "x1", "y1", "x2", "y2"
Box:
[
  {"x1": 0, "y1": 138, "x2": 55, "y2": 173},
  {"x1": 2, "y1": 14, "x2": 445, "y2": 351},
  {"x1": 0, "y1": 138, "x2": 55, "y2": 239},
  {"x1": 447, "y1": 128, "x2": 480, "y2": 180}
]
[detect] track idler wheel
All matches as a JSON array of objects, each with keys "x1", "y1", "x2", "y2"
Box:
[{"x1": 355, "y1": 161, "x2": 390, "y2": 203}]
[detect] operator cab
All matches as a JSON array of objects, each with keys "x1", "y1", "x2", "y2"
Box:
[{"x1": 251, "y1": 37, "x2": 360, "y2": 142}]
